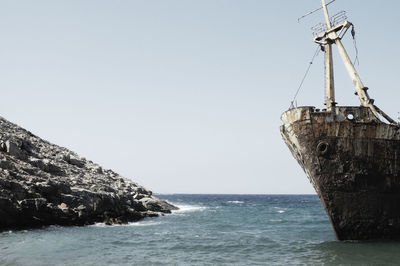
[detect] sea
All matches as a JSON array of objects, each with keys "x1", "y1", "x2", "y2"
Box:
[{"x1": 1, "y1": 194, "x2": 400, "y2": 265}]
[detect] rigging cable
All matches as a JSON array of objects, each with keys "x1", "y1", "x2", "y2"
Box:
[
  {"x1": 297, "y1": 0, "x2": 336, "y2": 22},
  {"x1": 290, "y1": 45, "x2": 321, "y2": 109},
  {"x1": 351, "y1": 25, "x2": 359, "y2": 66}
]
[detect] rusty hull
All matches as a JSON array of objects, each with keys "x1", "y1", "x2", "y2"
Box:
[{"x1": 281, "y1": 106, "x2": 400, "y2": 240}]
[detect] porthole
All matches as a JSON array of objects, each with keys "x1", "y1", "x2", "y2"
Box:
[{"x1": 346, "y1": 113, "x2": 354, "y2": 120}]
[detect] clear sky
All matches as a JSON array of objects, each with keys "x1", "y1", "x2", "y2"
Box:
[{"x1": 1, "y1": 0, "x2": 399, "y2": 194}]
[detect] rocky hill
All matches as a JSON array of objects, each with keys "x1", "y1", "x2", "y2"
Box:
[{"x1": 0, "y1": 116, "x2": 177, "y2": 231}]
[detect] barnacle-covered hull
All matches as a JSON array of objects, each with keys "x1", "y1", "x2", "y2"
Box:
[{"x1": 281, "y1": 106, "x2": 400, "y2": 240}]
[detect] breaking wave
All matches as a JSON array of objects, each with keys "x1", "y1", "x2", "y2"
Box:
[
  {"x1": 91, "y1": 220, "x2": 163, "y2": 228},
  {"x1": 227, "y1": 200, "x2": 244, "y2": 204},
  {"x1": 172, "y1": 204, "x2": 207, "y2": 213}
]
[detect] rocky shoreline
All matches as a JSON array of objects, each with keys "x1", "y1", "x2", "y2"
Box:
[{"x1": 0, "y1": 116, "x2": 178, "y2": 231}]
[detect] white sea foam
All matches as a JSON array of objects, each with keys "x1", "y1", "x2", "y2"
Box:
[
  {"x1": 273, "y1": 207, "x2": 287, "y2": 213},
  {"x1": 127, "y1": 221, "x2": 163, "y2": 227},
  {"x1": 270, "y1": 219, "x2": 282, "y2": 222},
  {"x1": 172, "y1": 204, "x2": 207, "y2": 213},
  {"x1": 91, "y1": 220, "x2": 163, "y2": 228},
  {"x1": 90, "y1": 204, "x2": 205, "y2": 227},
  {"x1": 92, "y1": 223, "x2": 112, "y2": 228},
  {"x1": 227, "y1": 201, "x2": 244, "y2": 204}
]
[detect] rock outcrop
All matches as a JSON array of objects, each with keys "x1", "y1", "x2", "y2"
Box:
[{"x1": 0, "y1": 116, "x2": 178, "y2": 231}]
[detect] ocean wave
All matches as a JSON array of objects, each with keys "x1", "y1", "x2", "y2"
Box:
[
  {"x1": 91, "y1": 220, "x2": 163, "y2": 228},
  {"x1": 269, "y1": 219, "x2": 282, "y2": 222},
  {"x1": 172, "y1": 204, "x2": 207, "y2": 213},
  {"x1": 127, "y1": 221, "x2": 163, "y2": 227},
  {"x1": 273, "y1": 207, "x2": 287, "y2": 213},
  {"x1": 227, "y1": 201, "x2": 244, "y2": 204}
]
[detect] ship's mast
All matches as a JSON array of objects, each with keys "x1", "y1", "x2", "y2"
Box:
[
  {"x1": 321, "y1": 0, "x2": 335, "y2": 111},
  {"x1": 317, "y1": 0, "x2": 380, "y2": 118}
]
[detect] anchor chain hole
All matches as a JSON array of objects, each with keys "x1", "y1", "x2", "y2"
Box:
[{"x1": 317, "y1": 142, "x2": 329, "y2": 155}]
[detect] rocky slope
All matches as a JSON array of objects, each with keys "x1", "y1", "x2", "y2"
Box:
[{"x1": 0, "y1": 116, "x2": 177, "y2": 231}]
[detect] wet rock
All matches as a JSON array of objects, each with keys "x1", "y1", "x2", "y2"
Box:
[{"x1": 0, "y1": 116, "x2": 178, "y2": 231}]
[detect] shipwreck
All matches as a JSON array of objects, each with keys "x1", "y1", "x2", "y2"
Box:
[{"x1": 280, "y1": 0, "x2": 400, "y2": 240}]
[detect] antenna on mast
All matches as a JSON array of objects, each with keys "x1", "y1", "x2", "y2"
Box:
[{"x1": 297, "y1": 0, "x2": 336, "y2": 22}]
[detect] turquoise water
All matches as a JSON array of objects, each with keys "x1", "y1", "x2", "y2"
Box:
[{"x1": 1, "y1": 194, "x2": 400, "y2": 265}]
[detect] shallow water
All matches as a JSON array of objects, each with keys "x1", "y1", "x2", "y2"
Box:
[{"x1": 1, "y1": 194, "x2": 400, "y2": 265}]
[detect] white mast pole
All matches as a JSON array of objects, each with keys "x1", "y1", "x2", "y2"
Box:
[
  {"x1": 321, "y1": 0, "x2": 332, "y2": 28},
  {"x1": 321, "y1": 0, "x2": 335, "y2": 112},
  {"x1": 334, "y1": 40, "x2": 378, "y2": 117},
  {"x1": 320, "y1": 0, "x2": 379, "y2": 118}
]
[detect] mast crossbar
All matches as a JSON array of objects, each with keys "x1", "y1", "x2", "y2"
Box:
[{"x1": 313, "y1": 0, "x2": 396, "y2": 124}]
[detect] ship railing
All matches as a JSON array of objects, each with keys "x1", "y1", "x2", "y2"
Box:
[{"x1": 311, "y1": 11, "x2": 348, "y2": 37}]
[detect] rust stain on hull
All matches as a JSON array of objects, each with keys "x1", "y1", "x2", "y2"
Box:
[{"x1": 281, "y1": 106, "x2": 400, "y2": 240}]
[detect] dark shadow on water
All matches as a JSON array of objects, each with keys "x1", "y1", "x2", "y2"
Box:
[{"x1": 307, "y1": 240, "x2": 400, "y2": 265}]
